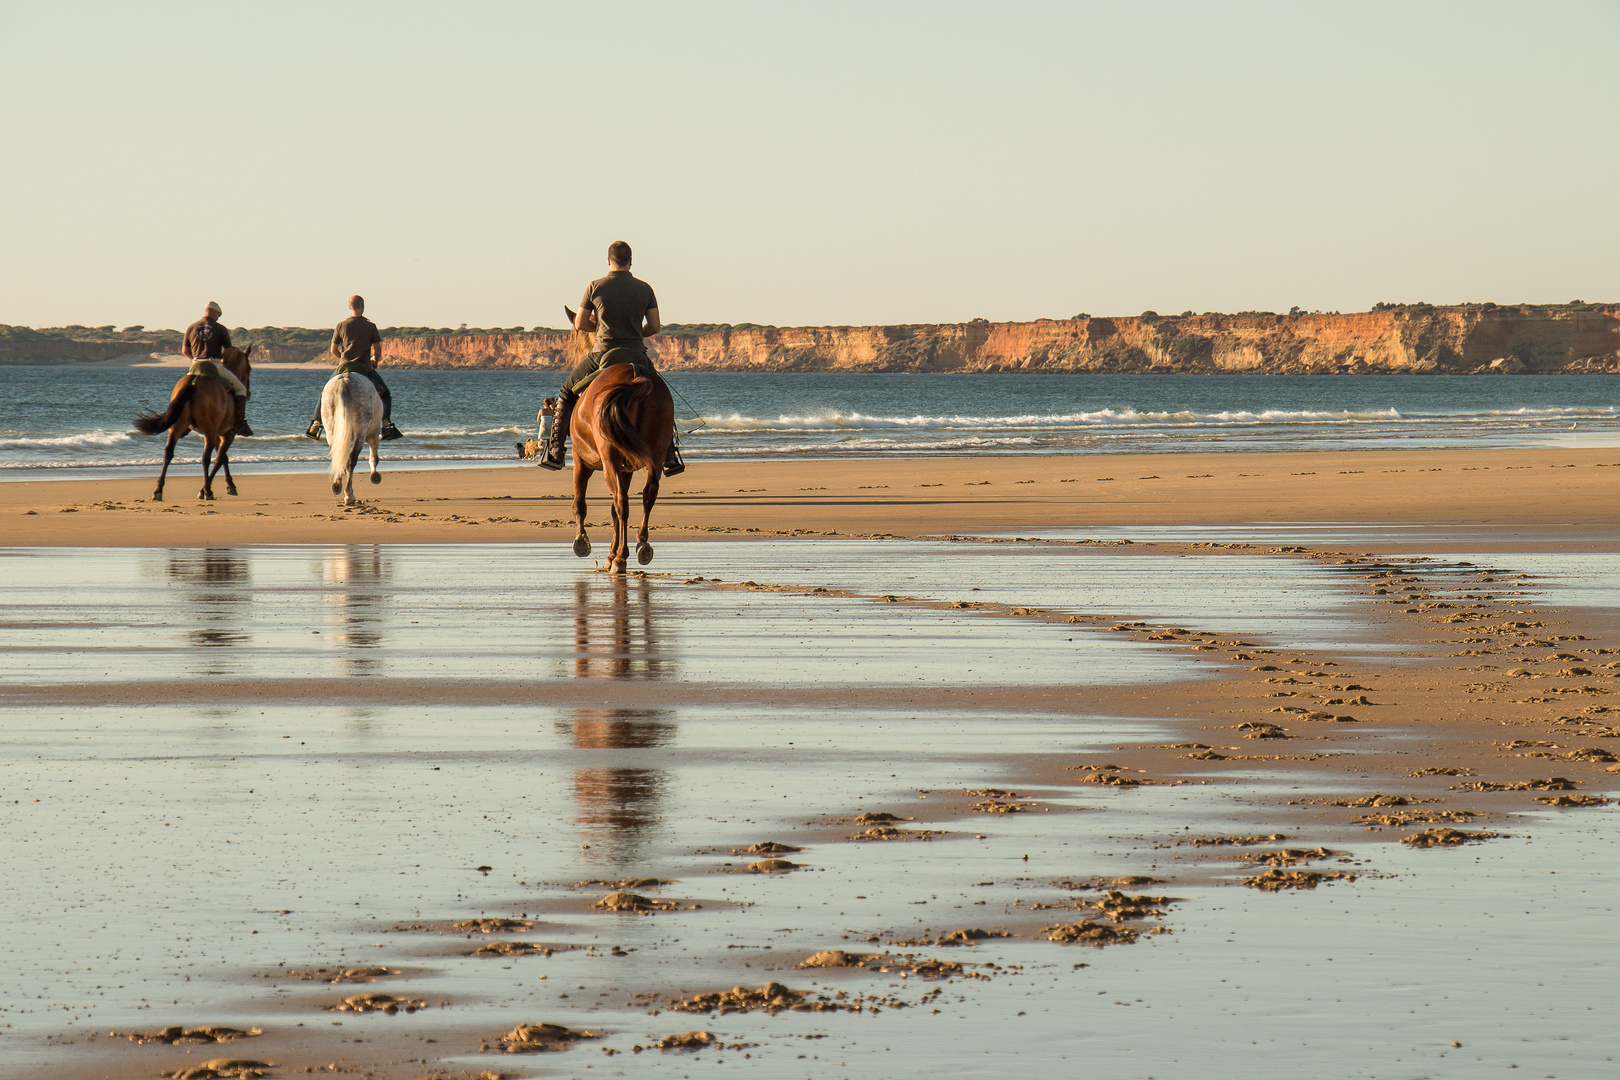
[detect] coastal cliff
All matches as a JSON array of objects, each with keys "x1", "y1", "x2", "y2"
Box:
[
  {"x1": 371, "y1": 304, "x2": 1620, "y2": 374},
  {"x1": 5, "y1": 304, "x2": 1616, "y2": 372}
]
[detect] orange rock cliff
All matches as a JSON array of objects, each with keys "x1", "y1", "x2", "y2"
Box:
[
  {"x1": 9, "y1": 304, "x2": 1617, "y2": 373},
  {"x1": 365, "y1": 305, "x2": 1620, "y2": 374}
]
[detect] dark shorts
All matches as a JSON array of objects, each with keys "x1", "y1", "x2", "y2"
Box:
[{"x1": 560, "y1": 346, "x2": 656, "y2": 396}]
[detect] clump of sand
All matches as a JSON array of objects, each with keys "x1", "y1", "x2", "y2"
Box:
[
  {"x1": 453, "y1": 917, "x2": 533, "y2": 933},
  {"x1": 493, "y1": 1022, "x2": 598, "y2": 1053},
  {"x1": 473, "y1": 940, "x2": 559, "y2": 957},
  {"x1": 1400, "y1": 827, "x2": 1507, "y2": 847},
  {"x1": 111, "y1": 1027, "x2": 261, "y2": 1045},
  {"x1": 667, "y1": 982, "x2": 805, "y2": 1015},
  {"x1": 1043, "y1": 920, "x2": 1140, "y2": 946},
  {"x1": 1242, "y1": 868, "x2": 1357, "y2": 891},
  {"x1": 595, "y1": 890, "x2": 681, "y2": 912},
  {"x1": 160, "y1": 1061, "x2": 273, "y2": 1080},
  {"x1": 277, "y1": 966, "x2": 397, "y2": 983},
  {"x1": 1180, "y1": 834, "x2": 1290, "y2": 847},
  {"x1": 734, "y1": 841, "x2": 802, "y2": 855},
  {"x1": 331, "y1": 992, "x2": 424, "y2": 1014}
]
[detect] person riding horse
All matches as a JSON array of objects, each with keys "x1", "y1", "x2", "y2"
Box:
[
  {"x1": 305, "y1": 295, "x2": 403, "y2": 441},
  {"x1": 183, "y1": 301, "x2": 253, "y2": 436},
  {"x1": 539, "y1": 241, "x2": 684, "y2": 476}
]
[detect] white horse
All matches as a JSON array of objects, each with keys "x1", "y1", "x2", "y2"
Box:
[{"x1": 322, "y1": 373, "x2": 383, "y2": 504}]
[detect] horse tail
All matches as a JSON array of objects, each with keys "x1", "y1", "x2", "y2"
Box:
[
  {"x1": 603, "y1": 376, "x2": 656, "y2": 471},
  {"x1": 327, "y1": 377, "x2": 357, "y2": 487},
  {"x1": 132, "y1": 376, "x2": 198, "y2": 435}
]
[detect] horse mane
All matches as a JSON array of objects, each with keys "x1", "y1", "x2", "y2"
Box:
[{"x1": 565, "y1": 327, "x2": 593, "y2": 366}]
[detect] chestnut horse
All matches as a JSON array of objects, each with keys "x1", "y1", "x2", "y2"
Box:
[
  {"x1": 570, "y1": 360, "x2": 677, "y2": 573},
  {"x1": 132, "y1": 345, "x2": 253, "y2": 502}
]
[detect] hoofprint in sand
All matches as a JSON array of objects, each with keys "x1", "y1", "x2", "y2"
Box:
[{"x1": 3, "y1": 528, "x2": 1618, "y2": 1078}]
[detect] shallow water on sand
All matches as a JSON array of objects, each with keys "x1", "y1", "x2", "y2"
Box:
[{"x1": 3, "y1": 542, "x2": 1617, "y2": 1078}]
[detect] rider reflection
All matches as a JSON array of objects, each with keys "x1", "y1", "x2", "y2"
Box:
[
  {"x1": 167, "y1": 548, "x2": 250, "y2": 663},
  {"x1": 320, "y1": 545, "x2": 389, "y2": 674},
  {"x1": 562, "y1": 706, "x2": 674, "y2": 866},
  {"x1": 569, "y1": 573, "x2": 674, "y2": 679}
]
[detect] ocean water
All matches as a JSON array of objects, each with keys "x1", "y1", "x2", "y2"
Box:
[{"x1": 0, "y1": 367, "x2": 1616, "y2": 477}]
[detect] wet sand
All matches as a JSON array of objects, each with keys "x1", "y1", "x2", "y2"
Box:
[
  {"x1": 4, "y1": 454, "x2": 1620, "y2": 1078},
  {"x1": 3, "y1": 445, "x2": 1618, "y2": 546}
]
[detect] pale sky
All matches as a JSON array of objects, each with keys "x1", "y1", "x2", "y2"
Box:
[{"x1": 3, "y1": 0, "x2": 1616, "y2": 330}]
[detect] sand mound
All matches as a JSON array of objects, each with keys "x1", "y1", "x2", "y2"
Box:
[
  {"x1": 1250, "y1": 847, "x2": 1338, "y2": 867},
  {"x1": 658, "y1": 1030, "x2": 716, "y2": 1049},
  {"x1": 800, "y1": 950, "x2": 876, "y2": 968},
  {"x1": 494, "y1": 1022, "x2": 598, "y2": 1053},
  {"x1": 161, "y1": 1062, "x2": 273, "y2": 1080},
  {"x1": 1180, "y1": 834, "x2": 1290, "y2": 847},
  {"x1": 668, "y1": 982, "x2": 805, "y2": 1015},
  {"x1": 278, "y1": 966, "x2": 397, "y2": 983},
  {"x1": 1401, "y1": 827, "x2": 1507, "y2": 847},
  {"x1": 1243, "y1": 868, "x2": 1356, "y2": 890},
  {"x1": 453, "y1": 917, "x2": 532, "y2": 933},
  {"x1": 473, "y1": 940, "x2": 554, "y2": 957},
  {"x1": 736, "y1": 841, "x2": 802, "y2": 854},
  {"x1": 111, "y1": 1027, "x2": 261, "y2": 1045},
  {"x1": 847, "y1": 825, "x2": 941, "y2": 841},
  {"x1": 595, "y1": 890, "x2": 679, "y2": 912},
  {"x1": 1043, "y1": 920, "x2": 1140, "y2": 946},
  {"x1": 742, "y1": 858, "x2": 801, "y2": 873},
  {"x1": 331, "y1": 992, "x2": 424, "y2": 1014},
  {"x1": 1535, "y1": 794, "x2": 1611, "y2": 807},
  {"x1": 1094, "y1": 890, "x2": 1177, "y2": 921}
]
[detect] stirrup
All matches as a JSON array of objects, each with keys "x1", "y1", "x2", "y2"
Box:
[
  {"x1": 234, "y1": 420, "x2": 254, "y2": 437},
  {"x1": 538, "y1": 445, "x2": 566, "y2": 471},
  {"x1": 662, "y1": 445, "x2": 686, "y2": 477},
  {"x1": 305, "y1": 420, "x2": 323, "y2": 440},
  {"x1": 381, "y1": 422, "x2": 404, "y2": 441}
]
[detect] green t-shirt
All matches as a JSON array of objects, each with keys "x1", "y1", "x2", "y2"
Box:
[
  {"x1": 332, "y1": 315, "x2": 382, "y2": 366},
  {"x1": 580, "y1": 271, "x2": 658, "y2": 351}
]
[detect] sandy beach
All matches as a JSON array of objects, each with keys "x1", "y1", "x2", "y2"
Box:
[
  {"x1": 3, "y1": 445, "x2": 1618, "y2": 546},
  {"x1": 4, "y1": 449, "x2": 1619, "y2": 1078}
]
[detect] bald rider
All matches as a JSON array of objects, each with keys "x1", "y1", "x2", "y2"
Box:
[
  {"x1": 182, "y1": 302, "x2": 252, "y2": 436},
  {"x1": 539, "y1": 240, "x2": 683, "y2": 475},
  {"x1": 305, "y1": 295, "x2": 403, "y2": 441}
]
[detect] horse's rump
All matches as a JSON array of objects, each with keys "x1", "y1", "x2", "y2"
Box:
[
  {"x1": 323, "y1": 373, "x2": 383, "y2": 487},
  {"x1": 599, "y1": 376, "x2": 658, "y2": 472}
]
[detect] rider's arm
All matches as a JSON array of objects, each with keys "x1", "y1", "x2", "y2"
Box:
[
  {"x1": 574, "y1": 306, "x2": 598, "y2": 333},
  {"x1": 642, "y1": 308, "x2": 661, "y2": 337},
  {"x1": 329, "y1": 327, "x2": 342, "y2": 360}
]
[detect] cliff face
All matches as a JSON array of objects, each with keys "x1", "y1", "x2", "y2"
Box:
[
  {"x1": 368, "y1": 305, "x2": 1620, "y2": 374},
  {"x1": 6, "y1": 305, "x2": 1617, "y2": 372}
]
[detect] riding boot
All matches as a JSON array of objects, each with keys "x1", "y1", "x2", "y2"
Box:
[
  {"x1": 539, "y1": 390, "x2": 577, "y2": 471},
  {"x1": 379, "y1": 390, "x2": 403, "y2": 440},
  {"x1": 662, "y1": 440, "x2": 686, "y2": 477},
  {"x1": 232, "y1": 397, "x2": 254, "y2": 437}
]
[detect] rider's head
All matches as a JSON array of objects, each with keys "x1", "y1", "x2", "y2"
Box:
[
  {"x1": 349, "y1": 295, "x2": 365, "y2": 314},
  {"x1": 205, "y1": 301, "x2": 222, "y2": 320},
  {"x1": 607, "y1": 241, "x2": 632, "y2": 270}
]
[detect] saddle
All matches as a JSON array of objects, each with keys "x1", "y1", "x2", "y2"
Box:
[
  {"x1": 596, "y1": 347, "x2": 657, "y2": 381},
  {"x1": 186, "y1": 358, "x2": 236, "y2": 391}
]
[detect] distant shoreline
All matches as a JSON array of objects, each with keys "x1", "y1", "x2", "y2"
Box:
[{"x1": 4, "y1": 302, "x2": 1618, "y2": 374}]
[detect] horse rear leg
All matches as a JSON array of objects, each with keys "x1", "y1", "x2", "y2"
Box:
[
  {"x1": 153, "y1": 428, "x2": 181, "y2": 501},
  {"x1": 219, "y1": 434, "x2": 238, "y2": 496},
  {"x1": 601, "y1": 468, "x2": 631, "y2": 574},
  {"x1": 572, "y1": 464, "x2": 594, "y2": 557},
  {"x1": 636, "y1": 470, "x2": 661, "y2": 565},
  {"x1": 367, "y1": 432, "x2": 381, "y2": 485},
  {"x1": 342, "y1": 439, "x2": 362, "y2": 504},
  {"x1": 198, "y1": 437, "x2": 217, "y2": 501}
]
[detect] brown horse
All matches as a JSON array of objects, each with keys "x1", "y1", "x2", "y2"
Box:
[
  {"x1": 132, "y1": 346, "x2": 253, "y2": 502},
  {"x1": 570, "y1": 361, "x2": 677, "y2": 573}
]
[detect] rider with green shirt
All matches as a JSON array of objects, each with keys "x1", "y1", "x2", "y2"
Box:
[
  {"x1": 305, "y1": 295, "x2": 403, "y2": 441},
  {"x1": 539, "y1": 241, "x2": 683, "y2": 475}
]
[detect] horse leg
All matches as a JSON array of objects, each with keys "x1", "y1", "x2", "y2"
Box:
[
  {"x1": 220, "y1": 433, "x2": 238, "y2": 496},
  {"x1": 636, "y1": 469, "x2": 661, "y2": 565},
  {"x1": 199, "y1": 437, "x2": 216, "y2": 501},
  {"x1": 344, "y1": 439, "x2": 362, "y2": 505},
  {"x1": 602, "y1": 468, "x2": 631, "y2": 574},
  {"x1": 572, "y1": 463, "x2": 594, "y2": 557},
  {"x1": 367, "y1": 430, "x2": 381, "y2": 485},
  {"x1": 153, "y1": 428, "x2": 181, "y2": 501}
]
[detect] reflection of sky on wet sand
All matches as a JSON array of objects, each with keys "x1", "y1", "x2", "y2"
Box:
[
  {"x1": 3, "y1": 541, "x2": 1617, "y2": 1076},
  {"x1": 2, "y1": 698, "x2": 1616, "y2": 1077}
]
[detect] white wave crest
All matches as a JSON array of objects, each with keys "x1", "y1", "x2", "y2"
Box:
[{"x1": 0, "y1": 430, "x2": 137, "y2": 450}]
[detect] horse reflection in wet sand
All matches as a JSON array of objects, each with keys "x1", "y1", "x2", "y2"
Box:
[{"x1": 569, "y1": 363, "x2": 677, "y2": 574}]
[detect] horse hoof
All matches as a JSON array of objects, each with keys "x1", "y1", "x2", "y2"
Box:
[
  {"x1": 637, "y1": 543, "x2": 654, "y2": 565},
  {"x1": 226, "y1": 485, "x2": 238, "y2": 497},
  {"x1": 573, "y1": 536, "x2": 592, "y2": 558},
  {"x1": 369, "y1": 473, "x2": 381, "y2": 485},
  {"x1": 600, "y1": 558, "x2": 626, "y2": 574},
  {"x1": 331, "y1": 481, "x2": 342, "y2": 495},
  {"x1": 152, "y1": 492, "x2": 163, "y2": 502},
  {"x1": 199, "y1": 491, "x2": 213, "y2": 501}
]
